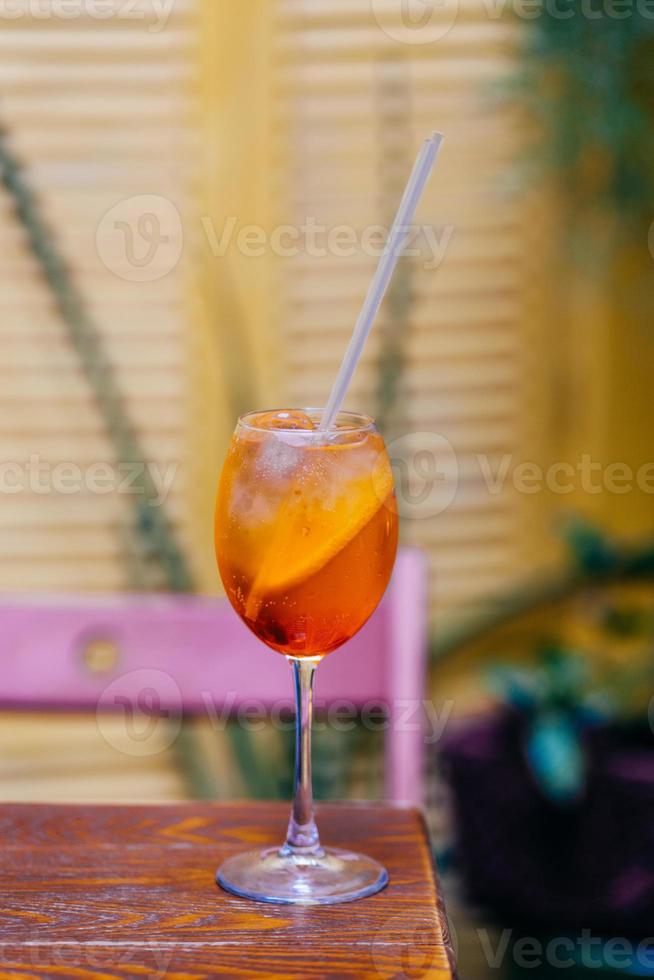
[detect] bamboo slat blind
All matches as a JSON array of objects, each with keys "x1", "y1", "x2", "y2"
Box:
[
  {"x1": 0, "y1": 1, "x2": 198, "y2": 591},
  {"x1": 272, "y1": 0, "x2": 547, "y2": 623},
  {"x1": 0, "y1": 0, "x2": 550, "y2": 621}
]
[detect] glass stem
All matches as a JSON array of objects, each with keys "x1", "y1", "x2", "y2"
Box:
[{"x1": 282, "y1": 656, "x2": 322, "y2": 856}]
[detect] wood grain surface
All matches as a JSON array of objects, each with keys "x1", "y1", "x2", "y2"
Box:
[{"x1": 0, "y1": 802, "x2": 456, "y2": 979}]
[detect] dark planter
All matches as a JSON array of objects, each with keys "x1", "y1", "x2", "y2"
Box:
[{"x1": 440, "y1": 712, "x2": 654, "y2": 934}]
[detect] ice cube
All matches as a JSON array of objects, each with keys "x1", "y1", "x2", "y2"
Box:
[
  {"x1": 256, "y1": 410, "x2": 315, "y2": 431},
  {"x1": 256, "y1": 435, "x2": 302, "y2": 479}
]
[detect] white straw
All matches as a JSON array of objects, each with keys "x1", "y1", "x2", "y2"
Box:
[{"x1": 318, "y1": 131, "x2": 444, "y2": 432}]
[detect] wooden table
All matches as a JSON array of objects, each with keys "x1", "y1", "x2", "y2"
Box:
[{"x1": 0, "y1": 802, "x2": 456, "y2": 979}]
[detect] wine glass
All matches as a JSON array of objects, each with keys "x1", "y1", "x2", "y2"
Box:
[{"x1": 214, "y1": 408, "x2": 398, "y2": 904}]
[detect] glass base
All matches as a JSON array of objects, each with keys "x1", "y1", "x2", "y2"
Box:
[{"x1": 216, "y1": 845, "x2": 389, "y2": 905}]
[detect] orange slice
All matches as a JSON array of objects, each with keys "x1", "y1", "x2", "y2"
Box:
[{"x1": 244, "y1": 458, "x2": 393, "y2": 619}]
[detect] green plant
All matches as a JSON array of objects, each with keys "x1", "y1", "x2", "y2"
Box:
[
  {"x1": 432, "y1": 520, "x2": 654, "y2": 661},
  {"x1": 489, "y1": 646, "x2": 608, "y2": 802},
  {"x1": 0, "y1": 128, "x2": 193, "y2": 593},
  {"x1": 510, "y1": 5, "x2": 654, "y2": 247},
  {"x1": 482, "y1": 520, "x2": 654, "y2": 802}
]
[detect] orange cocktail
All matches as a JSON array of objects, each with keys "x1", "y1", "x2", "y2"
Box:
[
  {"x1": 212, "y1": 134, "x2": 438, "y2": 906},
  {"x1": 214, "y1": 408, "x2": 398, "y2": 905},
  {"x1": 215, "y1": 409, "x2": 398, "y2": 658}
]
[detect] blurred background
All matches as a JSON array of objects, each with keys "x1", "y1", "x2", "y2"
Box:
[{"x1": 2, "y1": 0, "x2": 654, "y2": 975}]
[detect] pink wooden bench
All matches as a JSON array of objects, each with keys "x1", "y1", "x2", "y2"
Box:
[{"x1": 0, "y1": 548, "x2": 429, "y2": 804}]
